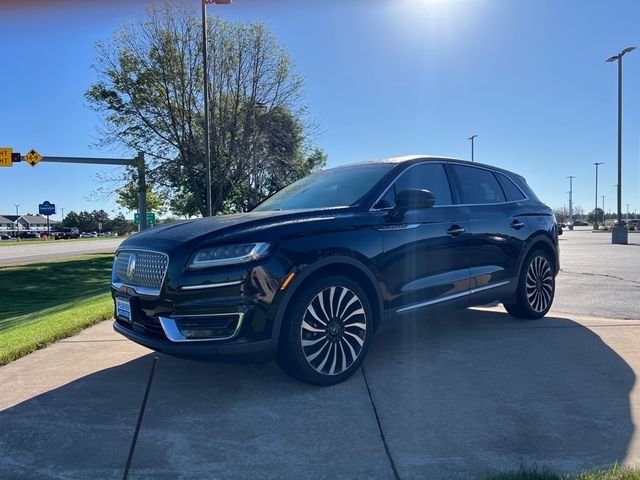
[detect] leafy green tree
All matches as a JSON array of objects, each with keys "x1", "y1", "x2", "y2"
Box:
[
  {"x1": 116, "y1": 183, "x2": 167, "y2": 215},
  {"x1": 62, "y1": 211, "x2": 80, "y2": 228},
  {"x1": 86, "y1": 1, "x2": 324, "y2": 217},
  {"x1": 107, "y1": 213, "x2": 131, "y2": 235}
]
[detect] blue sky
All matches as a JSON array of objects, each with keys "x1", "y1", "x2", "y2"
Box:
[{"x1": 1, "y1": 0, "x2": 639, "y2": 220}]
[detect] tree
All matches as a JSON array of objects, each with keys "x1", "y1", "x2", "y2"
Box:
[
  {"x1": 62, "y1": 211, "x2": 80, "y2": 228},
  {"x1": 588, "y1": 208, "x2": 605, "y2": 224},
  {"x1": 116, "y1": 182, "x2": 167, "y2": 215},
  {"x1": 553, "y1": 207, "x2": 568, "y2": 224},
  {"x1": 86, "y1": 1, "x2": 325, "y2": 217},
  {"x1": 573, "y1": 205, "x2": 585, "y2": 220}
]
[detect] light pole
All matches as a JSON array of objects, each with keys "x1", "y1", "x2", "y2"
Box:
[
  {"x1": 602, "y1": 195, "x2": 606, "y2": 226},
  {"x1": 468, "y1": 135, "x2": 478, "y2": 162},
  {"x1": 606, "y1": 46, "x2": 635, "y2": 243},
  {"x1": 567, "y1": 176, "x2": 575, "y2": 229},
  {"x1": 202, "y1": 0, "x2": 232, "y2": 218},
  {"x1": 13, "y1": 204, "x2": 19, "y2": 237},
  {"x1": 593, "y1": 162, "x2": 603, "y2": 230}
]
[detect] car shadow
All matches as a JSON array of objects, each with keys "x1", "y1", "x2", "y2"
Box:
[
  {"x1": 0, "y1": 345, "x2": 393, "y2": 479},
  {"x1": 365, "y1": 308, "x2": 636, "y2": 479},
  {"x1": 0, "y1": 308, "x2": 635, "y2": 480}
]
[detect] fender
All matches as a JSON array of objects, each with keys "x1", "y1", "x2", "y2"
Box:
[
  {"x1": 517, "y1": 231, "x2": 559, "y2": 276},
  {"x1": 269, "y1": 255, "x2": 384, "y2": 348}
]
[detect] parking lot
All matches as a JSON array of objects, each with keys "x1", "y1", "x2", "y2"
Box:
[{"x1": 1, "y1": 229, "x2": 639, "y2": 479}]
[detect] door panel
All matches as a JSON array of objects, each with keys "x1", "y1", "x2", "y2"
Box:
[
  {"x1": 377, "y1": 206, "x2": 471, "y2": 312},
  {"x1": 464, "y1": 203, "x2": 530, "y2": 291}
]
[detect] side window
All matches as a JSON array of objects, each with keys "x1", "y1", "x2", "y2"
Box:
[
  {"x1": 452, "y1": 165, "x2": 506, "y2": 204},
  {"x1": 378, "y1": 163, "x2": 453, "y2": 208},
  {"x1": 497, "y1": 172, "x2": 526, "y2": 201}
]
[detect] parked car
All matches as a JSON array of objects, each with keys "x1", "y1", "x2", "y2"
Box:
[
  {"x1": 572, "y1": 220, "x2": 588, "y2": 226},
  {"x1": 111, "y1": 156, "x2": 559, "y2": 385},
  {"x1": 18, "y1": 232, "x2": 40, "y2": 239},
  {"x1": 53, "y1": 229, "x2": 80, "y2": 240},
  {"x1": 79, "y1": 232, "x2": 98, "y2": 238},
  {"x1": 0, "y1": 234, "x2": 11, "y2": 240},
  {"x1": 628, "y1": 219, "x2": 639, "y2": 231}
]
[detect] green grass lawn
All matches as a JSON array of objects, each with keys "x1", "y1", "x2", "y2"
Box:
[
  {"x1": 0, "y1": 254, "x2": 115, "y2": 365},
  {"x1": 481, "y1": 466, "x2": 640, "y2": 480}
]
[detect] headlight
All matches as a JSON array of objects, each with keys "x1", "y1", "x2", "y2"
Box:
[{"x1": 188, "y1": 243, "x2": 271, "y2": 269}]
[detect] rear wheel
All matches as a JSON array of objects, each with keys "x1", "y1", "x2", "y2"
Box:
[
  {"x1": 277, "y1": 275, "x2": 372, "y2": 386},
  {"x1": 503, "y1": 249, "x2": 555, "y2": 319}
]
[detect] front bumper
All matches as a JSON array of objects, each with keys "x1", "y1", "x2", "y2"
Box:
[
  {"x1": 110, "y1": 250, "x2": 293, "y2": 360},
  {"x1": 113, "y1": 320, "x2": 276, "y2": 361}
]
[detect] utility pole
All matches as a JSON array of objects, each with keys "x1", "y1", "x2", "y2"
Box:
[
  {"x1": 468, "y1": 135, "x2": 478, "y2": 162},
  {"x1": 593, "y1": 162, "x2": 603, "y2": 230},
  {"x1": 567, "y1": 176, "x2": 575, "y2": 229},
  {"x1": 602, "y1": 195, "x2": 606, "y2": 226}
]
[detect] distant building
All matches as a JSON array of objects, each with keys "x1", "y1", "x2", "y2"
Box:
[{"x1": 0, "y1": 214, "x2": 61, "y2": 236}]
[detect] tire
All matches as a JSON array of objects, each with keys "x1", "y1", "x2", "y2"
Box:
[
  {"x1": 277, "y1": 275, "x2": 373, "y2": 386},
  {"x1": 503, "y1": 249, "x2": 555, "y2": 319}
]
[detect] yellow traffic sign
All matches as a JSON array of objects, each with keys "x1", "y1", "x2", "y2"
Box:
[
  {"x1": 0, "y1": 148, "x2": 12, "y2": 167},
  {"x1": 24, "y1": 149, "x2": 43, "y2": 167}
]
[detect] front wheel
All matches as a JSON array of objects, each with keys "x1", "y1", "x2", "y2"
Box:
[
  {"x1": 503, "y1": 250, "x2": 555, "y2": 319},
  {"x1": 277, "y1": 275, "x2": 372, "y2": 386}
]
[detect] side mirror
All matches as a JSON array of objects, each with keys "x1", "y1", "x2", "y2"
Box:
[
  {"x1": 396, "y1": 189, "x2": 435, "y2": 210},
  {"x1": 389, "y1": 189, "x2": 435, "y2": 219}
]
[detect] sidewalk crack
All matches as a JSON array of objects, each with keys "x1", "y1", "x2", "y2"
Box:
[{"x1": 361, "y1": 365, "x2": 401, "y2": 480}]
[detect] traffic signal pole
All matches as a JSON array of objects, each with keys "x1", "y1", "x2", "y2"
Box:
[
  {"x1": 136, "y1": 152, "x2": 147, "y2": 231},
  {"x1": 7, "y1": 151, "x2": 150, "y2": 231}
]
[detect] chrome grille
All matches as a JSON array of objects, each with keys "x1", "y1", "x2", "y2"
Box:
[{"x1": 113, "y1": 249, "x2": 169, "y2": 295}]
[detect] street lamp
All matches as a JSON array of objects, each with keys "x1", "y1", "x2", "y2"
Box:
[
  {"x1": 202, "y1": 0, "x2": 232, "y2": 217},
  {"x1": 593, "y1": 162, "x2": 603, "y2": 230},
  {"x1": 567, "y1": 176, "x2": 575, "y2": 229},
  {"x1": 467, "y1": 135, "x2": 478, "y2": 162},
  {"x1": 602, "y1": 195, "x2": 606, "y2": 226},
  {"x1": 606, "y1": 46, "x2": 635, "y2": 244}
]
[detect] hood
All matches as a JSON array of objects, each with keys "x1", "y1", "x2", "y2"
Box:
[{"x1": 120, "y1": 209, "x2": 350, "y2": 250}]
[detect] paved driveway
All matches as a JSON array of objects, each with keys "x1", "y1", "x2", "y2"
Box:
[{"x1": 1, "y1": 307, "x2": 638, "y2": 479}]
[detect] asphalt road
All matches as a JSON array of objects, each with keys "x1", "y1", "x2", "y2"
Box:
[
  {"x1": 0, "y1": 238, "x2": 123, "y2": 266},
  {"x1": 1, "y1": 227, "x2": 640, "y2": 479}
]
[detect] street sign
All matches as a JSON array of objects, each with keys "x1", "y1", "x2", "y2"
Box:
[
  {"x1": 0, "y1": 148, "x2": 12, "y2": 167},
  {"x1": 39, "y1": 201, "x2": 56, "y2": 216},
  {"x1": 24, "y1": 149, "x2": 43, "y2": 167},
  {"x1": 134, "y1": 212, "x2": 156, "y2": 225}
]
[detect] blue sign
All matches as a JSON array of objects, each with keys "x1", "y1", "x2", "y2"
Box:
[{"x1": 39, "y1": 201, "x2": 56, "y2": 216}]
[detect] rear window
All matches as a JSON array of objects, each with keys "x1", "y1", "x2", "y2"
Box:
[
  {"x1": 452, "y1": 165, "x2": 506, "y2": 205},
  {"x1": 497, "y1": 173, "x2": 526, "y2": 201}
]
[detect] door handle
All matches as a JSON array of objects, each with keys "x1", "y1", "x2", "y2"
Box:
[
  {"x1": 510, "y1": 220, "x2": 525, "y2": 230},
  {"x1": 446, "y1": 225, "x2": 466, "y2": 236}
]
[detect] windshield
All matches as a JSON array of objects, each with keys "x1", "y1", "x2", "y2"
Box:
[{"x1": 253, "y1": 163, "x2": 395, "y2": 211}]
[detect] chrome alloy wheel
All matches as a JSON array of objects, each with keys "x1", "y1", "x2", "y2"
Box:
[
  {"x1": 300, "y1": 286, "x2": 367, "y2": 376},
  {"x1": 525, "y1": 255, "x2": 554, "y2": 313}
]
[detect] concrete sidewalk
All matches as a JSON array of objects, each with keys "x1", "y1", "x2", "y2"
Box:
[{"x1": 1, "y1": 307, "x2": 639, "y2": 479}]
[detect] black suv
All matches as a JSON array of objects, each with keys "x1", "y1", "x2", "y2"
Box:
[{"x1": 112, "y1": 156, "x2": 558, "y2": 385}]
